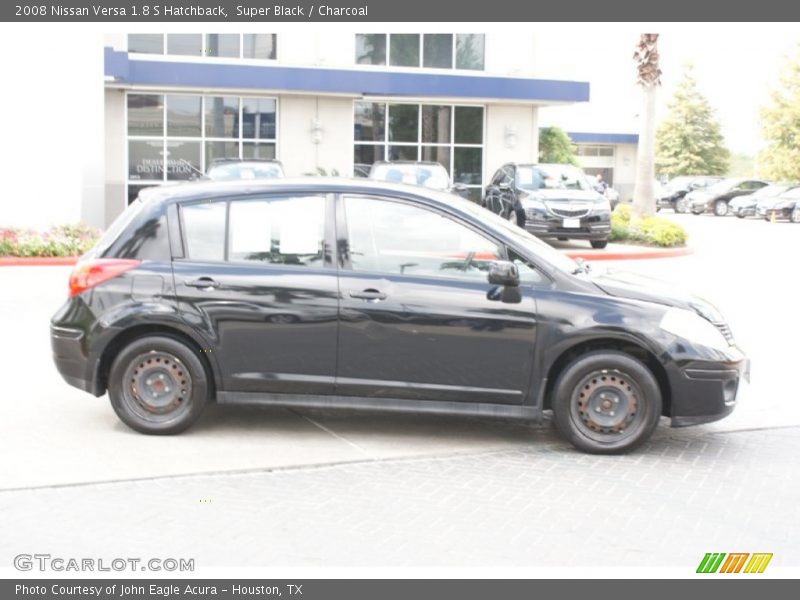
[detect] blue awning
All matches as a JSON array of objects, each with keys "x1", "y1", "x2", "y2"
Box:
[
  {"x1": 105, "y1": 47, "x2": 590, "y2": 104},
  {"x1": 568, "y1": 131, "x2": 639, "y2": 144}
]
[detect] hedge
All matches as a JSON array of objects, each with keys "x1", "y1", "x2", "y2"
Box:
[
  {"x1": 0, "y1": 224, "x2": 101, "y2": 257},
  {"x1": 610, "y1": 205, "x2": 688, "y2": 247}
]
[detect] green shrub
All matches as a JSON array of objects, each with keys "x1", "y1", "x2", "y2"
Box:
[
  {"x1": 609, "y1": 206, "x2": 687, "y2": 247},
  {"x1": 0, "y1": 224, "x2": 101, "y2": 257}
]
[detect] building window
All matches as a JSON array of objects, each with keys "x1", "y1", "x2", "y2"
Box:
[
  {"x1": 126, "y1": 92, "x2": 278, "y2": 203},
  {"x1": 355, "y1": 34, "x2": 485, "y2": 71},
  {"x1": 127, "y1": 34, "x2": 277, "y2": 60},
  {"x1": 127, "y1": 34, "x2": 163, "y2": 55},
  {"x1": 574, "y1": 144, "x2": 615, "y2": 157},
  {"x1": 354, "y1": 101, "x2": 485, "y2": 202}
]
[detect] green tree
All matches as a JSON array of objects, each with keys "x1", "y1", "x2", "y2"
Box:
[
  {"x1": 758, "y1": 45, "x2": 800, "y2": 181},
  {"x1": 538, "y1": 127, "x2": 578, "y2": 165},
  {"x1": 655, "y1": 65, "x2": 730, "y2": 177}
]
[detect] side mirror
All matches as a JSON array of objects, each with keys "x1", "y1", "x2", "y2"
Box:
[{"x1": 488, "y1": 261, "x2": 520, "y2": 287}]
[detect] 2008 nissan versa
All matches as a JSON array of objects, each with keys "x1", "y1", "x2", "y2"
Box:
[{"x1": 50, "y1": 179, "x2": 749, "y2": 453}]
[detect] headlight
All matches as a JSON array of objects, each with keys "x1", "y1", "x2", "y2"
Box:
[
  {"x1": 660, "y1": 308, "x2": 730, "y2": 352},
  {"x1": 523, "y1": 198, "x2": 547, "y2": 216}
]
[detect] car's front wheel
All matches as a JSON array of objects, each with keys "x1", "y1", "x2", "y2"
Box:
[
  {"x1": 674, "y1": 199, "x2": 688, "y2": 214},
  {"x1": 791, "y1": 208, "x2": 800, "y2": 224},
  {"x1": 108, "y1": 335, "x2": 210, "y2": 434},
  {"x1": 551, "y1": 351, "x2": 662, "y2": 454},
  {"x1": 590, "y1": 239, "x2": 608, "y2": 249},
  {"x1": 714, "y1": 199, "x2": 729, "y2": 216}
]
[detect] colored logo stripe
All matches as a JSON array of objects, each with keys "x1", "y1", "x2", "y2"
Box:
[
  {"x1": 697, "y1": 553, "x2": 726, "y2": 573},
  {"x1": 744, "y1": 553, "x2": 773, "y2": 573},
  {"x1": 697, "y1": 552, "x2": 773, "y2": 573}
]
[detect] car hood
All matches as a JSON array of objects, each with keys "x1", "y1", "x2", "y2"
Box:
[
  {"x1": 524, "y1": 188, "x2": 604, "y2": 203},
  {"x1": 591, "y1": 268, "x2": 724, "y2": 321}
]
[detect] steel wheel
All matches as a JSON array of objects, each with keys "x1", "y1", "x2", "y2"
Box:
[
  {"x1": 551, "y1": 350, "x2": 661, "y2": 454},
  {"x1": 108, "y1": 335, "x2": 209, "y2": 434},
  {"x1": 121, "y1": 351, "x2": 193, "y2": 424},
  {"x1": 570, "y1": 369, "x2": 645, "y2": 444}
]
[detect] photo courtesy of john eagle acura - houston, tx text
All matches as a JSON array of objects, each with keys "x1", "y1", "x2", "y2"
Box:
[{"x1": 50, "y1": 178, "x2": 749, "y2": 454}]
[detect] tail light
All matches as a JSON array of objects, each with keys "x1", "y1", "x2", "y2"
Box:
[{"x1": 68, "y1": 258, "x2": 141, "y2": 297}]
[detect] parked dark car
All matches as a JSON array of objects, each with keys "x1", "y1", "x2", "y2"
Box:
[
  {"x1": 656, "y1": 176, "x2": 723, "y2": 213},
  {"x1": 687, "y1": 178, "x2": 769, "y2": 216},
  {"x1": 51, "y1": 179, "x2": 747, "y2": 454},
  {"x1": 763, "y1": 186, "x2": 800, "y2": 222},
  {"x1": 483, "y1": 163, "x2": 610, "y2": 249},
  {"x1": 729, "y1": 183, "x2": 797, "y2": 218},
  {"x1": 206, "y1": 158, "x2": 285, "y2": 181},
  {"x1": 368, "y1": 161, "x2": 470, "y2": 198}
]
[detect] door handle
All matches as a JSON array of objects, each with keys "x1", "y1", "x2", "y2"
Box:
[
  {"x1": 349, "y1": 289, "x2": 387, "y2": 301},
  {"x1": 185, "y1": 277, "x2": 220, "y2": 289}
]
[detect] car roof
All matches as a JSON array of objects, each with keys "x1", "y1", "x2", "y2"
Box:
[
  {"x1": 208, "y1": 158, "x2": 283, "y2": 165},
  {"x1": 137, "y1": 177, "x2": 458, "y2": 206},
  {"x1": 371, "y1": 161, "x2": 445, "y2": 167}
]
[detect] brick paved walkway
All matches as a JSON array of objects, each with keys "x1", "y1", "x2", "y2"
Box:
[{"x1": 2, "y1": 421, "x2": 798, "y2": 568}]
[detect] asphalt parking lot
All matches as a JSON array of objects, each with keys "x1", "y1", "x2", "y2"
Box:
[{"x1": 1, "y1": 212, "x2": 798, "y2": 568}]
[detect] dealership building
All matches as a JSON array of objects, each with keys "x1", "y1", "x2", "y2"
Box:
[{"x1": 98, "y1": 32, "x2": 638, "y2": 227}]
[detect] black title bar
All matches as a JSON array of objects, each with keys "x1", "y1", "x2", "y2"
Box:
[{"x1": 3, "y1": 0, "x2": 800, "y2": 22}]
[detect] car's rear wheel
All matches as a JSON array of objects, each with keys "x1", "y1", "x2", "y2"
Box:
[
  {"x1": 108, "y1": 335, "x2": 209, "y2": 434},
  {"x1": 590, "y1": 239, "x2": 608, "y2": 249},
  {"x1": 551, "y1": 351, "x2": 662, "y2": 454},
  {"x1": 791, "y1": 209, "x2": 800, "y2": 224},
  {"x1": 714, "y1": 199, "x2": 729, "y2": 216}
]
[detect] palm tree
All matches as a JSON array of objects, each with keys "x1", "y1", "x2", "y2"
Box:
[{"x1": 632, "y1": 34, "x2": 662, "y2": 218}]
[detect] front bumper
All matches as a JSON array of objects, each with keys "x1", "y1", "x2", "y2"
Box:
[
  {"x1": 669, "y1": 348, "x2": 749, "y2": 427},
  {"x1": 732, "y1": 205, "x2": 756, "y2": 217},
  {"x1": 523, "y1": 212, "x2": 610, "y2": 240}
]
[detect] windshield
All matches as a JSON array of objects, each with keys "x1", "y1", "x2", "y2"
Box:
[
  {"x1": 755, "y1": 184, "x2": 790, "y2": 198},
  {"x1": 665, "y1": 176, "x2": 693, "y2": 191},
  {"x1": 207, "y1": 162, "x2": 284, "y2": 181},
  {"x1": 516, "y1": 164, "x2": 593, "y2": 191},
  {"x1": 705, "y1": 178, "x2": 739, "y2": 194},
  {"x1": 369, "y1": 163, "x2": 451, "y2": 190},
  {"x1": 455, "y1": 198, "x2": 580, "y2": 275}
]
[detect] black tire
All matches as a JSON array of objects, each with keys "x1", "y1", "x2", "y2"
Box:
[
  {"x1": 674, "y1": 199, "x2": 687, "y2": 214},
  {"x1": 714, "y1": 199, "x2": 729, "y2": 217},
  {"x1": 736, "y1": 211, "x2": 745, "y2": 219},
  {"x1": 108, "y1": 335, "x2": 210, "y2": 434},
  {"x1": 551, "y1": 350, "x2": 662, "y2": 454},
  {"x1": 791, "y1": 209, "x2": 800, "y2": 224},
  {"x1": 557, "y1": 237, "x2": 569, "y2": 241},
  {"x1": 590, "y1": 239, "x2": 608, "y2": 249}
]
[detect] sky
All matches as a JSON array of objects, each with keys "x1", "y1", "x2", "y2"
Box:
[{"x1": 535, "y1": 24, "x2": 800, "y2": 155}]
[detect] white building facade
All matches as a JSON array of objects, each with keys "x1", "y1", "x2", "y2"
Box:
[{"x1": 97, "y1": 32, "x2": 596, "y2": 226}]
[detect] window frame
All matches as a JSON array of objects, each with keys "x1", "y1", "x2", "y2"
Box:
[
  {"x1": 125, "y1": 91, "x2": 279, "y2": 207},
  {"x1": 336, "y1": 193, "x2": 525, "y2": 284},
  {"x1": 354, "y1": 33, "x2": 485, "y2": 71},
  {"x1": 127, "y1": 33, "x2": 278, "y2": 61},
  {"x1": 353, "y1": 100, "x2": 486, "y2": 199},
  {"x1": 174, "y1": 193, "x2": 335, "y2": 271}
]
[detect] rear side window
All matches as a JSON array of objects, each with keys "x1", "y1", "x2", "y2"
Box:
[
  {"x1": 181, "y1": 202, "x2": 226, "y2": 262},
  {"x1": 94, "y1": 200, "x2": 144, "y2": 256},
  {"x1": 180, "y1": 196, "x2": 326, "y2": 266},
  {"x1": 228, "y1": 196, "x2": 325, "y2": 266}
]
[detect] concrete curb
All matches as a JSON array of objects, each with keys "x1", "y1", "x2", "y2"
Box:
[
  {"x1": 0, "y1": 256, "x2": 81, "y2": 266},
  {"x1": 565, "y1": 246, "x2": 693, "y2": 261},
  {"x1": 0, "y1": 245, "x2": 693, "y2": 266}
]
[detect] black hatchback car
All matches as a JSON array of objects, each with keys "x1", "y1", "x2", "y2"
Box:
[
  {"x1": 51, "y1": 179, "x2": 747, "y2": 454},
  {"x1": 483, "y1": 163, "x2": 611, "y2": 248}
]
